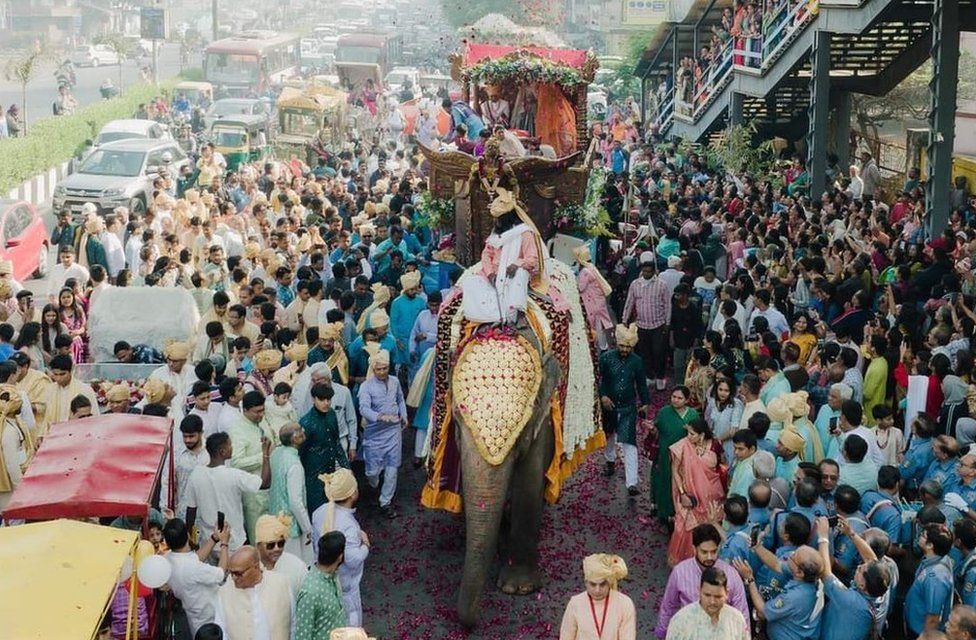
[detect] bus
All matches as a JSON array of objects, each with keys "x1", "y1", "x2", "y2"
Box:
[
  {"x1": 204, "y1": 31, "x2": 300, "y2": 97},
  {"x1": 335, "y1": 31, "x2": 402, "y2": 82}
]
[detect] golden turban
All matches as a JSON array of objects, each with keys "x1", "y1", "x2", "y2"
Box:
[
  {"x1": 184, "y1": 188, "x2": 200, "y2": 203},
  {"x1": 372, "y1": 283, "x2": 391, "y2": 304},
  {"x1": 86, "y1": 216, "x2": 105, "y2": 235},
  {"x1": 296, "y1": 235, "x2": 311, "y2": 253},
  {"x1": 368, "y1": 348, "x2": 390, "y2": 370},
  {"x1": 582, "y1": 554, "x2": 628, "y2": 589},
  {"x1": 350, "y1": 214, "x2": 367, "y2": 228},
  {"x1": 487, "y1": 188, "x2": 548, "y2": 295},
  {"x1": 252, "y1": 192, "x2": 269, "y2": 206},
  {"x1": 200, "y1": 192, "x2": 215, "y2": 206},
  {"x1": 787, "y1": 391, "x2": 811, "y2": 418},
  {"x1": 330, "y1": 629, "x2": 374, "y2": 640},
  {"x1": 320, "y1": 468, "x2": 357, "y2": 503},
  {"x1": 319, "y1": 322, "x2": 344, "y2": 341},
  {"x1": 615, "y1": 323, "x2": 639, "y2": 348},
  {"x1": 358, "y1": 223, "x2": 376, "y2": 236},
  {"x1": 370, "y1": 309, "x2": 390, "y2": 329},
  {"x1": 105, "y1": 383, "x2": 131, "y2": 403},
  {"x1": 164, "y1": 341, "x2": 191, "y2": 361},
  {"x1": 431, "y1": 248, "x2": 456, "y2": 263},
  {"x1": 766, "y1": 396, "x2": 792, "y2": 428},
  {"x1": 573, "y1": 244, "x2": 592, "y2": 265},
  {"x1": 244, "y1": 242, "x2": 260, "y2": 259},
  {"x1": 778, "y1": 428, "x2": 806, "y2": 456},
  {"x1": 0, "y1": 280, "x2": 11, "y2": 299},
  {"x1": 375, "y1": 203, "x2": 390, "y2": 216},
  {"x1": 285, "y1": 343, "x2": 309, "y2": 363},
  {"x1": 254, "y1": 349, "x2": 282, "y2": 371},
  {"x1": 0, "y1": 259, "x2": 12, "y2": 275},
  {"x1": 400, "y1": 271, "x2": 421, "y2": 291},
  {"x1": 259, "y1": 248, "x2": 278, "y2": 263},
  {"x1": 363, "y1": 202, "x2": 377, "y2": 217},
  {"x1": 0, "y1": 384, "x2": 23, "y2": 417},
  {"x1": 255, "y1": 513, "x2": 291, "y2": 543},
  {"x1": 142, "y1": 379, "x2": 168, "y2": 405}
]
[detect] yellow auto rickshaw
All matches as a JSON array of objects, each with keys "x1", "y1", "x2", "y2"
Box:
[
  {"x1": 210, "y1": 114, "x2": 271, "y2": 170},
  {"x1": 275, "y1": 85, "x2": 348, "y2": 165}
]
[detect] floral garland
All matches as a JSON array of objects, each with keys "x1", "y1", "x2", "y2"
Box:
[
  {"x1": 553, "y1": 168, "x2": 613, "y2": 238},
  {"x1": 414, "y1": 190, "x2": 455, "y2": 230},
  {"x1": 466, "y1": 56, "x2": 583, "y2": 90}
]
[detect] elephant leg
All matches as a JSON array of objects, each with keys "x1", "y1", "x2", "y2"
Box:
[
  {"x1": 498, "y1": 354, "x2": 560, "y2": 596},
  {"x1": 457, "y1": 415, "x2": 516, "y2": 628}
]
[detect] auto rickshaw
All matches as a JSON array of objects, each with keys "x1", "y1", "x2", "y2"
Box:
[
  {"x1": 210, "y1": 114, "x2": 271, "y2": 171},
  {"x1": 275, "y1": 85, "x2": 348, "y2": 166},
  {"x1": 173, "y1": 81, "x2": 214, "y2": 109}
]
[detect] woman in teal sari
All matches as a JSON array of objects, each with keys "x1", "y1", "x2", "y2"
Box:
[{"x1": 650, "y1": 385, "x2": 700, "y2": 523}]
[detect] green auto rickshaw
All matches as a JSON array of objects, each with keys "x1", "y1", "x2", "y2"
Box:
[{"x1": 210, "y1": 115, "x2": 271, "y2": 171}]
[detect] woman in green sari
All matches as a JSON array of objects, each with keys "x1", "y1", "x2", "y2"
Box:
[{"x1": 650, "y1": 385, "x2": 700, "y2": 523}]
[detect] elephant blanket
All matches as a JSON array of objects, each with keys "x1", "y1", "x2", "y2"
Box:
[{"x1": 422, "y1": 259, "x2": 604, "y2": 513}]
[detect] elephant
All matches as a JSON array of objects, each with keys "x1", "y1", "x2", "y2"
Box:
[{"x1": 450, "y1": 326, "x2": 563, "y2": 628}]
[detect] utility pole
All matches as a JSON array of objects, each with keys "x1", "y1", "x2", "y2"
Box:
[
  {"x1": 212, "y1": 0, "x2": 219, "y2": 41},
  {"x1": 152, "y1": 0, "x2": 160, "y2": 86}
]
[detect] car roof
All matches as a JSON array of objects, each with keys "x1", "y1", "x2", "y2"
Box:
[
  {"x1": 99, "y1": 119, "x2": 158, "y2": 134},
  {"x1": 96, "y1": 138, "x2": 176, "y2": 152}
]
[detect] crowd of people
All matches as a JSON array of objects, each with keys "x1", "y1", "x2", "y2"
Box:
[{"x1": 3, "y1": 73, "x2": 976, "y2": 639}]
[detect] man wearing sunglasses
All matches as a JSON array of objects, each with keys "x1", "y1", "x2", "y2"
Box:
[
  {"x1": 255, "y1": 513, "x2": 309, "y2": 597},
  {"x1": 215, "y1": 545, "x2": 293, "y2": 640}
]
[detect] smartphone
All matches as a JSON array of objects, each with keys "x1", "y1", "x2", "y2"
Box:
[
  {"x1": 217, "y1": 511, "x2": 225, "y2": 532},
  {"x1": 750, "y1": 525, "x2": 761, "y2": 547},
  {"x1": 827, "y1": 514, "x2": 839, "y2": 528},
  {"x1": 828, "y1": 417, "x2": 839, "y2": 435}
]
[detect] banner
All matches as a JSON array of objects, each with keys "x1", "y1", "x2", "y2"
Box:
[{"x1": 621, "y1": 0, "x2": 669, "y2": 26}]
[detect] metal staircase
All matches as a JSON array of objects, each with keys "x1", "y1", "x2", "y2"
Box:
[{"x1": 647, "y1": 0, "x2": 959, "y2": 142}]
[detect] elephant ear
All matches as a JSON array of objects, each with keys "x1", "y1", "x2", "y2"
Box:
[{"x1": 453, "y1": 333, "x2": 543, "y2": 466}]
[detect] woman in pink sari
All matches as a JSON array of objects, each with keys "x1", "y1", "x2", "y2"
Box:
[
  {"x1": 57, "y1": 287, "x2": 88, "y2": 364},
  {"x1": 667, "y1": 417, "x2": 726, "y2": 566}
]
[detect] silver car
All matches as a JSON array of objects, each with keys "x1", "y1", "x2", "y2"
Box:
[{"x1": 53, "y1": 139, "x2": 190, "y2": 217}]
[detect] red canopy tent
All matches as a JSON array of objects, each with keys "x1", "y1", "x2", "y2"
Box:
[
  {"x1": 3, "y1": 414, "x2": 174, "y2": 521},
  {"x1": 461, "y1": 43, "x2": 591, "y2": 70}
]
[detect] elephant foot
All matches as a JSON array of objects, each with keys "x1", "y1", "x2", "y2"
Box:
[
  {"x1": 497, "y1": 563, "x2": 544, "y2": 595},
  {"x1": 457, "y1": 586, "x2": 482, "y2": 629}
]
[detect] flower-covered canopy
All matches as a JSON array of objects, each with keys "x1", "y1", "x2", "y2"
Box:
[{"x1": 459, "y1": 44, "x2": 598, "y2": 90}]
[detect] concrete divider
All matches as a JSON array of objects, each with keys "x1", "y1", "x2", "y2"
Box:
[{"x1": 6, "y1": 160, "x2": 72, "y2": 206}]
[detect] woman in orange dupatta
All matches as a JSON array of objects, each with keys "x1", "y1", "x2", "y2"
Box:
[
  {"x1": 535, "y1": 83, "x2": 578, "y2": 156},
  {"x1": 667, "y1": 417, "x2": 726, "y2": 566}
]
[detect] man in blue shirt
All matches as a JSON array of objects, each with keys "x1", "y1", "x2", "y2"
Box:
[
  {"x1": 861, "y1": 465, "x2": 908, "y2": 560},
  {"x1": 819, "y1": 458, "x2": 840, "y2": 515},
  {"x1": 955, "y1": 519, "x2": 976, "y2": 609},
  {"x1": 905, "y1": 523, "x2": 954, "y2": 636},
  {"x1": 945, "y1": 452, "x2": 976, "y2": 515},
  {"x1": 719, "y1": 495, "x2": 754, "y2": 565},
  {"x1": 831, "y1": 485, "x2": 869, "y2": 583},
  {"x1": 814, "y1": 516, "x2": 890, "y2": 640},
  {"x1": 0, "y1": 324, "x2": 14, "y2": 361},
  {"x1": 734, "y1": 543, "x2": 824, "y2": 640},
  {"x1": 901, "y1": 414, "x2": 938, "y2": 491}
]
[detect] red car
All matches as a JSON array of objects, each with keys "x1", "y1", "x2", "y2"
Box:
[{"x1": 0, "y1": 200, "x2": 49, "y2": 282}]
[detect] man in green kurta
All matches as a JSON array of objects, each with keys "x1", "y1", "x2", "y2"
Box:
[
  {"x1": 600, "y1": 323, "x2": 651, "y2": 495},
  {"x1": 268, "y1": 423, "x2": 314, "y2": 564},
  {"x1": 227, "y1": 390, "x2": 277, "y2": 543},
  {"x1": 299, "y1": 383, "x2": 350, "y2": 514},
  {"x1": 294, "y1": 531, "x2": 348, "y2": 640}
]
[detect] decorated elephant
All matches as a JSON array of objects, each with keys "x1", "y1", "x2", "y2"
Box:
[{"x1": 422, "y1": 258, "x2": 604, "y2": 627}]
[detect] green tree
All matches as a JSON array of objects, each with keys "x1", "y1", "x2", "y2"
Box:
[
  {"x1": 704, "y1": 121, "x2": 777, "y2": 181},
  {"x1": 93, "y1": 33, "x2": 133, "y2": 94},
  {"x1": 4, "y1": 48, "x2": 53, "y2": 135}
]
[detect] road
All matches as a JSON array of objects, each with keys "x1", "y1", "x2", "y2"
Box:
[{"x1": 0, "y1": 43, "x2": 187, "y2": 128}]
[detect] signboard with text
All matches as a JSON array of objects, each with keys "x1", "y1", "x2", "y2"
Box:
[
  {"x1": 140, "y1": 7, "x2": 168, "y2": 40},
  {"x1": 622, "y1": 0, "x2": 668, "y2": 26}
]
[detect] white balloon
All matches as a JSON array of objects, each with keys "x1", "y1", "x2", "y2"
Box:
[
  {"x1": 118, "y1": 556, "x2": 133, "y2": 583},
  {"x1": 136, "y1": 555, "x2": 171, "y2": 589}
]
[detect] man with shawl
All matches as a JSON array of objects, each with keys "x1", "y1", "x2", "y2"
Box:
[
  {"x1": 357, "y1": 349, "x2": 407, "y2": 519},
  {"x1": 299, "y1": 383, "x2": 349, "y2": 515},
  {"x1": 575, "y1": 245, "x2": 613, "y2": 350},
  {"x1": 149, "y1": 341, "x2": 195, "y2": 420},
  {"x1": 313, "y1": 468, "x2": 369, "y2": 627},
  {"x1": 268, "y1": 423, "x2": 314, "y2": 564},
  {"x1": 559, "y1": 554, "x2": 636, "y2": 640},
  {"x1": 309, "y1": 322, "x2": 349, "y2": 385},
  {"x1": 245, "y1": 349, "x2": 280, "y2": 396},
  {"x1": 0, "y1": 384, "x2": 34, "y2": 511},
  {"x1": 389, "y1": 271, "x2": 426, "y2": 377},
  {"x1": 600, "y1": 323, "x2": 651, "y2": 494},
  {"x1": 40, "y1": 354, "x2": 99, "y2": 436},
  {"x1": 462, "y1": 187, "x2": 548, "y2": 325},
  {"x1": 354, "y1": 284, "x2": 390, "y2": 334}
]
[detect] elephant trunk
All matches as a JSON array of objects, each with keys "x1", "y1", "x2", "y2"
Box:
[{"x1": 456, "y1": 423, "x2": 516, "y2": 628}]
